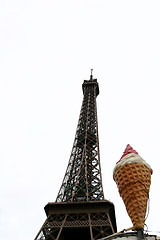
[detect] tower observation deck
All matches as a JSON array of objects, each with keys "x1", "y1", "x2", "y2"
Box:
[{"x1": 34, "y1": 73, "x2": 117, "y2": 240}]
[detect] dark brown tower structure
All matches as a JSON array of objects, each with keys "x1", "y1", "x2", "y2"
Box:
[{"x1": 34, "y1": 72, "x2": 117, "y2": 240}]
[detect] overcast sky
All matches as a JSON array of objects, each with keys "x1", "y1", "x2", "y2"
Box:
[{"x1": 1, "y1": 1, "x2": 160, "y2": 239}]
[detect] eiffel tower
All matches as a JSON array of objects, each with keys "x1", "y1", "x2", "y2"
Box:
[{"x1": 34, "y1": 71, "x2": 117, "y2": 240}]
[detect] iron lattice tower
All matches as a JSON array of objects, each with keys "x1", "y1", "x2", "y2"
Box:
[{"x1": 34, "y1": 73, "x2": 117, "y2": 240}]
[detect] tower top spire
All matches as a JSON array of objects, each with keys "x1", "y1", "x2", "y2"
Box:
[{"x1": 90, "y1": 68, "x2": 93, "y2": 80}]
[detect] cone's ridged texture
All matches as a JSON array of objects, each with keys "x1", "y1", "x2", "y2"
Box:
[
  {"x1": 114, "y1": 162, "x2": 151, "y2": 229},
  {"x1": 113, "y1": 145, "x2": 152, "y2": 230}
]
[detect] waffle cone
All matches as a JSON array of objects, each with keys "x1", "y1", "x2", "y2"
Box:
[{"x1": 114, "y1": 163, "x2": 151, "y2": 229}]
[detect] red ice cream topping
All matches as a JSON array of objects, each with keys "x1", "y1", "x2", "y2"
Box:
[
  {"x1": 116, "y1": 144, "x2": 153, "y2": 175},
  {"x1": 116, "y1": 144, "x2": 138, "y2": 164}
]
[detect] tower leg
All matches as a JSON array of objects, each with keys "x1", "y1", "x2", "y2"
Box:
[{"x1": 34, "y1": 217, "x2": 49, "y2": 240}]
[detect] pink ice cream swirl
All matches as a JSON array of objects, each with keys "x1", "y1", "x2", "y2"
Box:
[{"x1": 113, "y1": 144, "x2": 153, "y2": 176}]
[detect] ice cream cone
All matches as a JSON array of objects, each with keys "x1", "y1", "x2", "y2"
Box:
[{"x1": 113, "y1": 145, "x2": 152, "y2": 230}]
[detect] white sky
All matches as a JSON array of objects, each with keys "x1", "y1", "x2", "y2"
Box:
[{"x1": 0, "y1": 1, "x2": 160, "y2": 239}]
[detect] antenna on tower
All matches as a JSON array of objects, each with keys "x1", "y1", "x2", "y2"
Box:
[{"x1": 90, "y1": 69, "x2": 93, "y2": 80}]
